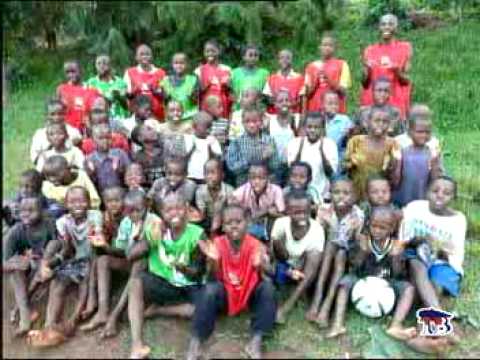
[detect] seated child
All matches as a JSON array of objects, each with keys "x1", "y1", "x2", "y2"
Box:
[
  {"x1": 157, "y1": 100, "x2": 193, "y2": 136},
  {"x1": 195, "y1": 158, "x2": 234, "y2": 235},
  {"x1": 345, "y1": 107, "x2": 401, "y2": 200},
  {"x1": 393, "y1": 104, "x2": 443, "y2": 207},
  {"x1": 287, "y1": 112, "x2": 338, "y2": 201},
  {"x1": 30, "y1": 98, "x2": 82, "y2": 164},
  {"x1": 325, "y1": 206, "x2": 415, "y2": 340},
  {"x1": 282, "y1": 161, "x2": 322, "y2": 213},
  {"x1": 204, "y1": 95, "x2": 230, "y2": 150},
  {"x1": 271, "y1": 190, "x2": 325, "y2": 323},
  {"x1": 124, "y1": 162, "x2": 147, "y2": 193},
  {"x1": 42, "y1": 155, "x2": 101, "y2": 209},
  {"x1": 307, "y1": 178, "x2": 364, "y2": 324},
  {"x1": 227, "y1": 107, "x2": 282, "y2": 186},
  {"x1": 230, "y1": 162, "x2": 285, "y2": 242},
  {"x1": 85, "y1": 123, "x2": 131, "y2": 193},
  {"x1": 3, "y1": 196, "x2": 61, "y2": 336},
  {"x1": 127, "y1": 192, "x2": 206, "y2": 358},
  {"x1": 26, "y1": 186, "x2": 104, "y2": 347},
  {"x1": 187, "y1": 205, "x2": 275, "y2": 360},
  {"x1": 160, "y1": 52, "x2": 199, "y2": 121},
  {"x1": 35, "y1": 122, "x2": 85, "y2": 172},
  {"x1": 132, "y1": 124, "x2": 164, "y2": 187},
  {"x1": 119, "y1": 94, "x2": 162, "y2": 141},
  {"x1": 229, "y1": 87, "x2": 261, "y2": 140}
]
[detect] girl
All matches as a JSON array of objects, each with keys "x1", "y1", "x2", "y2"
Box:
[
  {"x1": 124, "y1": 44, "x2": 166, "y2": 121},
  {"x1": 157, "y1": 99, "x2": 193, "y2": 136},
  {"x1": 345, "y1": 107, "x2": 401, "y2": 201},
  {"x1": 187, "y1": 205, "x2": 275, "y2": 360},
  {"x1": 231, "y1": 44, "x2": 269, "y2": 111},
  {"x1": 161, "y1": 53, "x2": 199, "y2": 122},
  {"x1": 282, "y1": 161, "x2": 322, "y2": 212},
  {"x1": 85, "y1": 54, "x2": 129, "y2": 122},
  {"x1": 125, "y1": 162, "x2": 147, "y2": 193},
  {"x1": 204, "y1": 95, "x2": 230, "y2": 150},
  {"x1": 303, "y1": 34, "x2": 352, "y2": 114},
  {"x1": 263, "y1": 49, "x2": 304, "y2": 115},
  {"x1": 361, "y1": 14, "x2": 412, "y2": 120},
  {"x1": 195, "y1": 39, "x2": 232, "y2": 119}
]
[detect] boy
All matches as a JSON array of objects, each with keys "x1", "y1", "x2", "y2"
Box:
[
  {"x1": 204, "y1": 95, "x2": 230, "y2": 150},
  {"x1": 271, "y1": 190, "x2": 324, "y2": 323},
  {"x1": 229, "y1": 88, "x2": 261, "y2": 140},
  {"x1": 119, "y1": 94, "x2": 163, "y2": 140},
  {"x1": 132, "y1": 124, "x2": 164, "y2": 187},
  {"x1": 227, "y1": 107, "x2": 281, "y2": 186}
]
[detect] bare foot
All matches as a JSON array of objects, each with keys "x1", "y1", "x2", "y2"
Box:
[
  {"x1": 305, "y1": 308, "x2": 318, "y2": 322},
  {"x1": 275, "y1": 309, "x2": 286, "y2": 325},
  {"x1": 325, "y1": 326, "x2": 347, "y2": 339},
  {"x1": 59, "y1": 318, "x2": 78, "y2": 337},
  {"x1": 80, "y1": 312, "x2": 108, "y2": 332},
  {"x1": 80, "y1": 302, "x2": 97, "y2": 321},
  {"x1": 406, "y1": 336, "x2": 450, "y2": 354},
  {"x1": 30, "y1": 309, "x2": 40, "y2": 323},
  {"x1": 315, "y1": 311, "x2": 329, "y2": 329},
  {"x1": 245, "y1": 335, "x2": 262, "y2": 359},
  {"x1": 14, "y1": 319, "x2": 32, "y2": 337},
  {"x1": 186, "y1": 337, "x2": 202, "y2": 360},
  {"x1": 100, "y1": 318, "x2": 119, "y2": 339},
  {"x1": 130, "y1": 344, "x2": 151, "y2": 359},
  {"x1": 386, "y1": 326, "x2": 417, "y2": 341}
]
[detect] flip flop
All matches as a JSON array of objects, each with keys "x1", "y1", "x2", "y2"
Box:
[{"x1": 26, "y1": 329, "x2": 66, "y2": 348}]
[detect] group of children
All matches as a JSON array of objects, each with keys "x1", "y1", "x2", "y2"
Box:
[{"x1": 3, "y1": 13, "x2": 467, "y2": 359}]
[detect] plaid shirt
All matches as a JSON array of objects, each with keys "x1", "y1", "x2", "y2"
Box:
[
  {"x1": 210, "y1": 117, "x2": 230, "y2": 148},
  {"x1": 226, "y1": 132, "x2": 281, "y2": 186}
]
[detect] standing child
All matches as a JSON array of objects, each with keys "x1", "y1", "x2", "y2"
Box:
[
  {"x1": 271, "y1": 190, "x2": 324, "y2": 323},
  {"x1": 231, "y1": 44, "x2": 269, "y2": 111},
  {"x1": 157, "y1": 100, "x2": 193, "y2": 136},
  {"x1": 187, "y1": 205, "x2": 275, "y2": 360},
  {"x1": 124, "y1": 44, "x2": 166, "y2": 121},
  {"x1": 306, "y1": 179, "x2": 364, "y2": 324},
  {"x1": 325, "y1": 206, "x2": 415, "y2": 340},
  {"x1": 263, "y1": 49, "x2": 304, "y2": 115},
  {"x1": 85, "y1": 123, "x2": 131, "y2": 193},
  {"x1": 120, "y1": 94, "x2": 162, "y2": 141},
  {"x1": 57, "y1": 60, "x2": 99, "y2": 132},
  {"x1": 287, "y1": 112, "x2": 338, "y2": 201},
  {"x1": 132, "y1": 124, "x2": 164, "y2": 188},
  {"x1": 161, "y1": 52, "x2": 199, "y2": 122},
  {"x1": 303, "y1": 34, "x2": 352, "y2": 114},
  {"x1": 229, "y1": 88, "x2": 261, "y2": 140},
  {"x1": 345, "y1": 107, "x2": 401, "y2": 201},
  {"x1": 204, "y1": 95, "x2": 230, "y2": 150},
  {"x1": 227, "y1": 108, "x2": 282, "y2": 186},
  {"x1": 195, "y1": 39, "x2": 232, "y2": 119},
  {"x1": 125, "y1": 163, "x2": 147, "y2": 193},
  {"x1": 282, "y1": 161, "x2": 322, "y2": 213},
  {"x1": 85, "y1": 54, "x2": 129, "y2": 122}
]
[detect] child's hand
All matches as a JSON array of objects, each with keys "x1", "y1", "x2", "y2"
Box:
[
  {"x1": 88, "y1": 233, "x2": 107, "y2": 248},
  {"x1": 199, "y1": 240, "x2": 220, "y2": 262},
  {"x1": 252, "y1": 246, "x2": 267, "y2": 269},
  {"x1": 261, "y1": 143, "x2": 274, "y2": 160},
  {"x1": 288, "y1": 268, "x2": 305, "y2": 281},
  {"x1": 111, "y1": 156, "x2": 120, "y2": 171},
  {"x1": 267, "y1": 205, "x2": 278, "y2": 217},
  {"x1": 317, "y1": 205, "x2": 334, "y2": 227},
  {"x1": 86, "y1": 159, "x2": 95, "y2": 174}
]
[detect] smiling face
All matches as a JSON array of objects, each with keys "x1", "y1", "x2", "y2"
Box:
[
  {"x1": 64, "y1": 62, "x2": 81, "y2": 84},
  {"x1": 369, "y1": 210, "x2": 395, "y2": 241},
  {"x1": 46, "y1": 102, "x2": 66, "y2": 124},
  {"x1": 161, "y1": 196, "x2": 187, "y2": 229},
  {"x1": 427, "y1": 178, "x2": 455, "y2": 214},
  {"x1": 248, "y1": 165, "x2": 268, "y2": 195},
  {"x1": 124, "y1": 195, "x2": 146, "y2": 223},
  {"x1": 240, "y1": 88, "x2": 259, "y2": 109},
  {"x1": 319, "y1": 36, "x2": 335, "y2": 59},
  {"x1": 287, "y1": 197, "x2": 310, "y2": 227},
  {"x1": 165, "y1": 161, "x2": 185, "y2": 189},
  {"x1": 243, "y1": 47, "x2": 259, "y2": 67},
  {"x1": 379, "y1": 14, "x2": 398, "y2": 41},
  {"x1": 275, "y1": 91, "x2": 291, "y2": 114},
  {"x1": 65, "y1": 187, "x2": 90, "y2": 221},
  {"x1": 46, "y1": 124, "x2": 68, "y2": 149},
  {"x1": 204, "y1": 42, "x2": 220, "y2": 64},
  {"x1": 136, "y1": 45, "x2": 153, "y2": 66},
  {"x1": 95, "y1": 55, "x2": 111, "y2": 77},
  {"x1": 243, "y1": 110, "x2": 263, "y2": 136},
  {"x1": 222, "y1": 206, "x2": 247, "y2": 242},
  {"x1": 19, "y1": 198, "x2": 42, "y2": 227},
  {"x1": 125, "y1": 163, "x2": 145, "y2": 189},
  {"x1": 205, "y1": 160, "x2": 223, "y2": 188},
  {"x1": 331, "y1": 180, "x2": 356, "y2": 212},
  {"x1": 289, "y1": 165, "x2": 310, "y2": 190},
  {"x1": 304, "y1": 115, "x2": 323, "y2": 143},
  {"x1": 103, "y1": 187, "x2": 124, "y2": 217},
  {"x1": 172, "y1": 53, "x2": 187, "y2": 75},
  {"x1": 409, "y1": 119, "x2": 432, "y2": 147},
  {"x1": 368, "y1": 109, "x2": 390, "y2": 138},
  {"x1": 167, "y1": 101, "x2": 183, "y2": 123},
  {"x1": 323, "y1": 92, "x2": 340, "y2": 116},
  {"x1": 278, "y1": 50, "x2": 292, "y2": 71},
  {"x1": 373, "y1": 80, "x2": 391, "y2": 105},
  {"x1": 43, "y1": 162, "x2": 69, "y2": 186},
  {"x1": 367, "y1": 179, "x2": 391, "y2": 206}
]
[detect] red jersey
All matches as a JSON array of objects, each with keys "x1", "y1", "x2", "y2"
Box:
[
  {"x1": 80, "y1": 132, "x2": 130, "y2": 155},
  {"x1": 125, "y1": 65, "x2": 166, "y2": 121},
  {"x1": 57, "y1": 83, "x2": 99, "y2": 131},
  {"x1": 195, "y1": 63, "x2": 232, "y2": 119},
  {"x1": 264, "y1": 70, "x2": 304, "y2": 114},
  {"x1": 360, "y1": 40, "x2": 412, "y2": 120}
]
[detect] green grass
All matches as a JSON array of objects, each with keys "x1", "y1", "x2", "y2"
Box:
[{"x1": 3, "y1": 19, "x2": 480, "y2": 358}]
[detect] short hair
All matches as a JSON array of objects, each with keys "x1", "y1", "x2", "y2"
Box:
[
  {"x1": 366, "y1": 174, "x2": 390, "y2": 189},
  {"x1": 43, "y1": 155, "x2": 68, "y2": 173},
  {"x1": 278, "y1": 49, "x2": 292, "y2": 57},
  {"x1": 331, "y1": 176, "x2": 353, "y2": 188},
  {"x1": 124, "y1": 189, "x2": 146, "y2": 205},
  {"x1": 242, "y1": 44, "x2": 260, "y2": 56},
  {"x1": 408, "y1": 103, "x2": 433, "y2": 128},
  {"x1": 133, "y1": 94, "x2": 152, "y2": 109},
  {"x1": 45, "y1": 97, "x2": 66, "y2": 112},
  {"x1": 65, "y1": 185, "x2": 90, "y2": 203},
  {"x1": 91, "y1": 123, "x2": 111, "y2": 138},
  {"x1": 172, "y1": 52, "x2": 187, "y2": 62},
  {"x1": 380, "y1": 13, "x2": 399, "y2": 28},
  {"x1": 19, "y1": 195, "x2": 43, "y2": 210},
  {"x1": 102, "y1": 186, "x2": 125, "y2": 200},
  {"x1": 205, "y1": 95, "x2": 221, "y2": 108},
  {"x1": 46, "y1": 122, "x2": 67, "y2": 134},
  {"x1": 322, "y1": 89, "x2": 339, "y2": 103},
  {"x1": 368, "y1": 106, "x2": 392, "y2": 121},
  {"x1": 157, "y1": 191, "x2": 187, "y2": 211},
  {"x1": 289, "y1": 161, "x2": 313, "y2": 182},
  {"x1": 221, "y1": 204, "x2": 247, "y2": 221},
  {"x1": 249, "y1": 160, "x2": 269, "y2": 174},
  {"x1": 285, "y1": 189, "x2": 311, "y2": 206},
  {"x1": 321, "y1": 32, "x2": 336, "y2": 43},
  {"x1": 165, "y1": 156, "x2": 188, "y2": 174},
  {"x1": 373, "y1": 76, "x2": 392, "y2": 89},
  {"x1": 205, "y1": 39, "x2": 221, "y2": 52},
  {"x1": 20, "y1": 169, "x2": 43, "y2": 193},
  {"x1": 204, "y1": 157, "x2": 224, "y2": 173},
  {"x1": 304, "y1": 111, "x2": 325, "y2": 126},
  {"x1": 167, "y1": 99, "x2": 184, "y2": 111},
  {"x1": 428, "y1": 175, "x2": 458, "y2": 199},
  {"x1": 242, "y1": 106, "x2": 263, "y2": 120},
  {"x1": 64, "y1": 59, "x2": 81, "y2": 68},
  {"x1": 370, "y1": 205, "x2": 397, "y2": 224}
]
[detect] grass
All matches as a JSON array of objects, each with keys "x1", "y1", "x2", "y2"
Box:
[{"x1": 3, "y1": 19, "x2": 480, "y2": 358}]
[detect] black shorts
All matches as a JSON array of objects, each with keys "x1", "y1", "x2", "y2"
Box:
[{"x1": 139, "y1": 271, "x2": 201, "y2": 305}]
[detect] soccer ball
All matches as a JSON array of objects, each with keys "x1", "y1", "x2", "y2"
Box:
[{"x1": 351, "y1": 276, "x2": 396, "y2": 318}]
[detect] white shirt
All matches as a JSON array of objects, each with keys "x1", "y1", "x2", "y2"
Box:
[
  {"x1": 271, "y1": 216, "x2": 325, "y2": 267},
  {"x1": 399, "y1": 200, "x2": 467, "y2": 275},
  {"x1": 287, "y1": 137, "x2": 338, "y2": 199},
  {"x1": 185, "y1": 135, "x2": 222, "y2": 180},
  {"x1": 36, "y1": 146, "x2": 85, "y2": 173},
  {"x1": 30, "y1": 125, "x2": 82, "y2": 163},
  {"x1": 395, "y1": 133, "x2": 441, "y2": 156}
]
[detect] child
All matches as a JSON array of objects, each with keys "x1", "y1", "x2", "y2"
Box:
[
  {"x1": 204, "y1": 95, "x2": 230, "y2": 150},
  {"x1": 229, "y1": 88, "x2": 261, "y2": 140},
  {"x1": 195, "y1": 158, "x2": 234, "y2": 235},
  {"x1": 393, "y1": 108, "x2": 444, "y2": 208},
  {"x1": 287, "y1": 112, "x2": 338, "y2": 201},
  {"x1": 57, "y1": 60, "x2": 99, "y2": 132},
  {"x1": 125, "y1": 162, "x2": 147, "y2": 193},
  {"x1": 325, "y1": 206, "x2": 415, "y2": 340},
  {"x1": 148, "y1": 157, "x2": 197, "y2": 206},
  {"x1": 161, "y1": 52, "x2": 199, "y2": 121},
  {"x1": 282, "y1": 161, "x2": 322, "y2": 212},
  {"x1": 361, "y1": 175, "x2": 398, "y2": 227},
  {"x1": 157, "y1": 100, "x2": 193, "y2": 136},
  {"x1": 306, "y1": 178, "x2": 364, "y2": 324},
  {"x1": 132, "y1": 124, "x2": 164, "y2": 187},
  {"x1": 124, "y1": 44, "x2": 166, "y2": 121},
  {"x1": 35, "y1": 123, "x2": 85, "y2": 172},
  {"x1": 354, "y1": 77, "x2": 402, "y2": 135},
  {"x1": 323, "y1": 90, "x2": 354, "y2": 162},
  {"x1": 81, "y1": 95, "x2": 130, "y2": 155},
  {"x1": 227, "y1": 107, "x2": 281, "y2": 187},
  {"x1": 30, "y1": 98, "x2": 82, "y2": 164},
  {"x1": 195, "y1": 39, "x2": 232, "y2": 119},
  {"x1": 127, "y1": 192, "x2": 206, "y2": 359},
  {"x1": 85, "y1": 123, "x2": 131, "y2": 193},
  {"x1": 42, "y1": 155, "x2": 101, "y2": 209},
  {"x1": 187, "y1": 205, "x2": 275, "y2": 360},
  {"x1": 231, "y1": 162, "x2": 285, "y2": 242},
  {"x1": 84, "y1": 54, "x2": 129, "y2": 122},
  {"x1": 263, "y1": 49, "x2": 304, "y2": 115},
  {"x1": 120, "y1": 94, "x2": 163, "y2": 140},
  {"x1": 26, "y1": 186, "x2": 105, "y2": 347},
  {"x1": 303, "y1": 34, "x2": 352, "y2": 114},
  {"x1": 231, "y1": 44, "x2": 269, "y2": 111},
  {"x1": 345, "y1": 107, "x2": 401, "y2": 201},
  {"x1": 3, "y1": 197, "x2": 60, "y2": 336},
  {"x1": 271, "y1": 190, "x2": 324, "y2": 323}
]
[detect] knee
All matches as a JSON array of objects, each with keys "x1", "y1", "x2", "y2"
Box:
[
  {"x1": 202, "y1": 282, "x2": 223, "y2": 300},
  {"x1": 257, "y1": 279, "x2": 275, "y2": 299},
  {"x1": 336, "y1": 249, "x2": 347, "y2": 263},
  {"x1": 97, "y1": 255, "x2": 110, "y2": 270},
  {"x1": 409, "y1": 259, "x2": 428, "y2": 277},
  {"x1": 44, "y1": 240, "x2": 62, "y2": 257}
]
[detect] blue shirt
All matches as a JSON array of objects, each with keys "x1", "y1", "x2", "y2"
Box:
[{"x1": 325, "y1": 114, "x2": 353, "y2": 161}]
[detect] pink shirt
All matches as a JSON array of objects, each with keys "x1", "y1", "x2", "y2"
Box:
[{"x1": 232, "y1": 182, "x2": 285, "y2": 214}]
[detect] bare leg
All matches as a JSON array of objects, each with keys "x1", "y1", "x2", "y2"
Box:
[
  {"x1": 62, "y1": 279, "x2": 88, "y2": 337},
  {"x1": 10, "y1": 271, "x2": 32, "y2": 336},
  {"x1": 45, "y1": 279, "x2": 69, "y2": 328},
  {"x1": 316, "y1": 249, "x2": 346, "y2": 328},
  {"x1": 386, "y1": 283, "x2": 417, "y2": 340},
  {"x1": 409, "y1": 259, "x2": 440, "y2": 308},
  {"x1": 81, "y1": 258, "x2": 98, "y2": 320},
  {"x1": 406, "y1": 336, "x2": 450, "y2": 354},
  {"x1": 128, "y1": 275, "x2": 150, "y2": 359},
  {"x1": 325, "y1": 284, "x2": 349, "y2": 338},
  {"x1": 144, "y1": 303, "x2": 194, "y2": 319},
  {"x1": 307, "y1": 242, "x2": 336, "y2": 321},
  {"x1": 186, "y1": 337, "x2": 202, "y2": 360}
]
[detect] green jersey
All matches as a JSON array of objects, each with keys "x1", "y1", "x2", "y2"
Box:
[
  {"x1": 161, "y1": 74, "x2": 199, "y2": 121},
  {"x1": 231, "y1": 67, "x2": 269, "y2": 110},
  {"x1": 85, "y1": 75, "x2": 129, "y2": 120}
]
